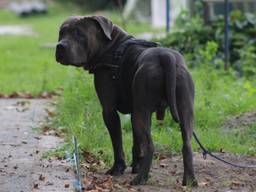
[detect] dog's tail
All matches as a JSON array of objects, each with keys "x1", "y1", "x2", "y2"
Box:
[{"x1": 160, "y1": 53, "x2": 180, "y2": 123}]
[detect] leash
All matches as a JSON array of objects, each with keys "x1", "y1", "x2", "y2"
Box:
[{"x1": 193, "y1": 131, "x2": 256, "y2": 168}]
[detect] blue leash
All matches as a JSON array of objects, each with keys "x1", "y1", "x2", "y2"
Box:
[{"x1": 193, "y1": 132, "x2": 256, "y2": 168}]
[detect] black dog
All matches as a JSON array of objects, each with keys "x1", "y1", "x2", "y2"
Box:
[{"x1": 56, "y1": 15, "x2": 197, "y2": 186}]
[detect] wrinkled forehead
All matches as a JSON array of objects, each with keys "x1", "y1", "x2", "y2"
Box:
[{"x1": 60, "y1": 16, "x2": 83, "y2": 29}]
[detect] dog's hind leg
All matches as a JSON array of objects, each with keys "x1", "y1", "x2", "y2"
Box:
[
  {"x1": 130, "y1": 62, "x2": 163, "y2": 185},
  {"x1": 176, "y1": 70, "x2": 198, "y2": 186},
  {"x1": 130, "y1": 110, "x2": 153, "y2": 185}
]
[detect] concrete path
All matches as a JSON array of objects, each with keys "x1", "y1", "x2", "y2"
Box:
[{"x1": 0, "y1": 99, "x2": 73, "y2": 192}]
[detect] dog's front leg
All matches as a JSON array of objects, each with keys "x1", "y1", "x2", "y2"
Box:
[
  {"x1": 130, "y1": 111, "x2": 154, "y2": 185},
  {"x1": 94, "y1": 72, "x2": 126, "y2": 175},
  {"x1": 103, "y1": 109, "x2": 127, "y2": 175}
]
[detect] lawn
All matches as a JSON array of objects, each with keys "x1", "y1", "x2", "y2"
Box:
[{"x1": 0, "y1": 2, "x2": 151, "y2": 95}]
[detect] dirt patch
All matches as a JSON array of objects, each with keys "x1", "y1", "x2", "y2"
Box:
[
  {"x1": 223, "y1": 112, "x2": 256, "y2": 129},
  {"x1": 81, "y1": 152, "x2": 256, "y2": 192}
]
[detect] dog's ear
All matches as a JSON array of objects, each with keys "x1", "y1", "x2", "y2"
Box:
[{"x1": 91, "y1": 16, "x2": 113, "y2": 40}]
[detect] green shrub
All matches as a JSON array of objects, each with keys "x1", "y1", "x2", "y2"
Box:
[{"x1": 158, "y1": 11, "x2": 256, "y2": 78}]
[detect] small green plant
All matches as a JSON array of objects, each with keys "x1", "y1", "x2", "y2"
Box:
[
  {"x1": 237, "y1": 45, "x2": 256, "y2": 78},
  {"x1": 243, "y1": 81, "x2": 256, "y2": 97}
]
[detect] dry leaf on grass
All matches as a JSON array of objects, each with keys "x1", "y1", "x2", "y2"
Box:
[
  {"x1": 9, "y1": 92, "x2": 34, "y2": 99},
  {"x1": 230, "y1": 181, "x2": 245, "y2": 189},
  {"x1": 44, "y1": 108, "x2": 57, "y2": 117}
]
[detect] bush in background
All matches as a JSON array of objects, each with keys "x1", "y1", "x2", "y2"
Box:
[{"x1": 158, "y1": 11, "x2": 256, "y2": 78}]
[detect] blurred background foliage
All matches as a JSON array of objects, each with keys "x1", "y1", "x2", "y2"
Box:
[{"x1": 158, "y1": 10, "x2": 256, "y2": 78}]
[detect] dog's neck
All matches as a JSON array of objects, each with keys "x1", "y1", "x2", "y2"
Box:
[{"x1": 86, "y1": 25, "x2": 131, "y2": 72}]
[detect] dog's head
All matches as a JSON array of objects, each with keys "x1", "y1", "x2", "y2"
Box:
[{"x1": 55, "y1": 16, "x2": 113, "y2": 68}]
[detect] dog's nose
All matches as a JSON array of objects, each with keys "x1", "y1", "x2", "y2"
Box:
[
  {"x1": 56, "y1": 43, "x2": 67, "y2": 54},
  {"x1": 56, "y1": 43, "x2": 67, "y2": 63}
]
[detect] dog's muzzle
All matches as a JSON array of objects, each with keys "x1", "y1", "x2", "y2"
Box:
[{"x1": 55, "y1": 42, "x2": 69, "y2": 65}]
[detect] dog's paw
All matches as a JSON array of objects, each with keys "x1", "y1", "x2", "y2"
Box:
[
  {"x1": 105, "y1": 161, "x2": 126, "y2": 176},
  {"x1": 182, "y1": 177, "x2": 198, "y2": 187},
  {"x1": 130, "y1": 174, "x2": 149, "y2": 185},
  {"x1": 131, "y1": 163, "x2": 140, "y2": 174}
]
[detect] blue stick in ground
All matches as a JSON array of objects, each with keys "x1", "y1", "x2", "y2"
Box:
[
  {"x1": 166, "y1": 0, "x2": 171, "y2": 33},
  {"x1": 224, "y1": 0, "x2": 230, "y2": 70},
  {"x1": 73, "y1": 136, "x2": 83, "y2": 192}
]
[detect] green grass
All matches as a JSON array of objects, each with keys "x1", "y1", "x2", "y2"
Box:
[
  {"x1": 53, "y1": 67, "x2": 256, "y2": 166},
  {"x1": 0, "y1": 4, "x2": 73, "y2": 94},
  {"x1": 0, "y1": 2, "x2": 151, "y2": 95}
]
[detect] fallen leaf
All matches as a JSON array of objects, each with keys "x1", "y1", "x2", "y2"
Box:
[
  {"x1": 170, "y1": 170, "x2": 176, "y2": 175},
  {"x1": 220, "y1": 148, "x2": 225, "y2": 153},
  {"x1": 128, "y1": 187, "x2": 137, "y2": 192},
  {"x1": 101, "y1": 177, "x2": 113, "y2": 189},
  {"x1": 34, "y1": 136, "x2": 41, "y2": 140},
  {"x1": 10, "y1": 92, "x2": 33, "y2": 99},
  {"x1": 0, "y1": 93, "x2": 8, "y2": 98},
  {"x1": 39, "y1": 174, "x2": 45, "y2": 181},
  {"x1": 199, "y1": 181, "x2": 210, "y2": 187},
  {"x1": 44, "y1": 108, "x2": 56, "y2": 117},
  {"x1": 45, "y1": 181, "x2": 53, "y2": 186},
  {"x1": 81, "y1": 162, "x2": 90, "y2": 169},
  {"x1": 33, "y1": 183, "x2": 39, "y2": 189},
  {"x1": 84, "y1": 183, "x2": 96, "y2": 191},
  {"x1": 230, "y1": 181, "x2": 245, "y2": 189},
  {"x1": 39, "y1": 91, "x2": 52, "y2": 99},
  {"x1": 83, "y1": 177, "x2": 91, "y2": 185},
  {"x1": 159, "y1": 154, "x2": 167, "y2": 160},
  {"x1": 160, "y1": 163, "x2": 168, "y2": 168}
]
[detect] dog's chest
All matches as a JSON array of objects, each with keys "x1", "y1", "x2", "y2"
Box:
[{"x1": 115, "y1": 46, "x2": 147, "y2": 113}]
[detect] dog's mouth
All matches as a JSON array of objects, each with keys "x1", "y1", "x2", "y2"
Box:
[
  {"x1": 55, "y1": 44, "x2": 90, "y2": 69},
  {"x1": 57, "y1": 60, "x2": 87, "y2": 68},
  {"x1": 55, "y1": 50, "x2": 87, "y2": 67}
]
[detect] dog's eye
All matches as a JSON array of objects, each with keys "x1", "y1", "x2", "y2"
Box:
[
  {"x1": 59, "y1": 30, "x2": 64, "y2": 37},
  {"x1": 73, "y1": 29, "x2": 83, "y2": 38}
]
